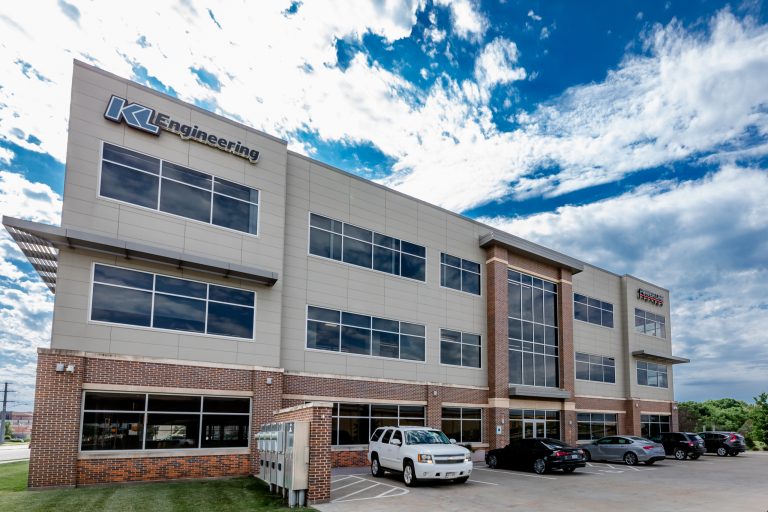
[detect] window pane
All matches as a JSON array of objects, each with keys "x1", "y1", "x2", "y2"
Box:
[
  {"x1": 604, "y1": 365, "x2": 616, "y2": 383},
  {"x1": 81, "y1": 412, "x2": 144, "y2": 451},
  {"x1": 508, "y1": 283, "x2": 522, "y2": 319},
  {"x1": 159, "y1": 179, "x2": 211, "y2": 223},
  {"x1": 209, "y1": 285, "x2": 254, "y2": 306},
  {"x1": 543, "y1": 292, "x2": 556, "y2": 326},
  {"x1": 509, "y1": 350, "x2": 522, "y2": 384},
  {"x1": 155, "y1": 276, "x2": 207, "y2": 298},
  {"x1": 602, "y1": 311, "x2": 614, "y2": 328},
  {"x1": 374, "y1": 233, "x2": 398, "y2": 249},
  {"x1": 399, "y1": 405, "x2": 425, "y2": 419},
  {"x1": 371, "y1": 404, "x2": 398, "y2": 417},
  {"x1": 100, "y1": 161, "x2": 159, "y2": 209},
  {"x1": 307, "y1": 321, "x2": 339, "y2": 351},
  {"x1": 372, "y1": 318, "x2": 398, "y2": 332},
  {"x1": 401, "y1": 241, "x2": 425, "y2": 257},
  {"x1": 310, "y1": 227, "x2": 333, "y2": 259},
  {"x1": 153, "y1": 294, "x2": 206, "y2": 333},
  {"x1": 442, "y1": 419, "x2": 461, "y2": 441},
  {"x1": 310, "y1": 213, "x2": 333, "y2": 230},
  {"x1": 462, "y1": 271, "x2": 480, "y2": 295},
  {"x1": 308, "y1": 306, "x2": 339, "y2": 323},
  {"x1": 341, "y1": 326, "x2": 371, "y2": 355},
  {"x1": 441, "y1": 340, "x2": 461, "y2": 365},
  {"x1": 337, "y1": 417, "x2": 368, "y2": 445},
  {"x1": 588, "y1": 306, "x2": 601, "y2": 324},
  {"x1": 214, "y1": 178, "x2": 258, "y2": 203},
  {"x1": 400, "y1": 335, "x2": 425, "y2": 361},
  {"x1": 145, "y1": 413, "x2": 200, "y2": 449},
  {"x1": 463, "y1": 333, "x2": 481, "y2": 346},
  {"x1": 212, "y1": 194, "x2": 258, "y2": 234},
  {"x1": 343, "y1": 224, "x2": 372, "y2": 242},
  {"x1": 462, "y1": 260, "x2": 480, "y2": 273},
  {"x1": 372, "y1": 331, "x2": 399, "y2": 358},
  {"x1": 162, "y1": 162, "x2": 212, "y2": 189},
  {"x1": 373, "y1": 246, "x2": 398, "y2": 274},
  {"x1": 203, "y1": 397, "x2": 250, "y2": 413},
  {"x1": 508, "y1": 318, "x2": 522, "y2": 340},
  {"x1": 94, "y1": 265, "x2": 153, "y2": 289},
  {"x1": 576, "y1": 361, "x2": 589, "y2": 380},
  {"x1": 545, "y1": 356, "x2": 558, "y2": 387},
  {"x1": 91, "y1": 284, "x2": 152, "y2": 326},
  {"x1": 103, "y1": 144, "x2": 160, "y2": 173},
  {"x1": 342, "y1": 237, "x2": 372, "y2": 268},
  {"x1": 463, "y1": 420, "x2": 482, "y2": 442},
  {"x1": 401, "y1": 323, "x2": 425, "y2": 337},
  {"x1": 401, "y1": 254, "x2": 425, "y2": 281},
  {"x1": 574, "y1": 302, "x2": 588, "y2": 322},
  {"x1": 201, "y1": 414, "x2": 249, "y2": 448},
  {"x1": 442, "y1": 264, "x2": 462, "y2": 290},
  {"x1": 207, "y1": 302, "x2": 254, "y2": 338},
  {"x1": 84, "y1": 392, "x2": 145, "y2": 411},
  {"x1": 342, "y1": 312, "x2": 371, "y2": 328},
  {"x1": 148, "y1": 395, "x2": 201, "y2": 412},
  {"x1": 462, "y1": 345, "x2": 481, "y2": 368}
]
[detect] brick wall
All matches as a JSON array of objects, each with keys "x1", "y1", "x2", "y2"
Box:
[
  {"x1": 78, "y1": 455, "x2": 250, "y2": 484},
  {"x1": 331, "y1": 449, "x2": 368, "y2": 467},
  {"x1": 273, "y1": 404, "x2": 332, "y2": 505},
  {"x1": 575, "y1": 396, "x2": 676, "y2": 436}
]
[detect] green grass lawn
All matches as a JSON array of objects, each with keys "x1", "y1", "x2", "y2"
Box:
[{"x1": 0, "y1": 461, "x2": 314, "y2": 511}]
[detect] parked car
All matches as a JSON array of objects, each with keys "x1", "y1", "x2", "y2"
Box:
[
  {"x1": 698, "y1": 431, "x2": 747, "y2": 456},
  {"x1": 486, "y1": 438, "x2": 586, "y2": 474},
  {"x1": 582, "y1": 435, "x2": 666, "y2": 465},
  {"x1": 650, "y1": 432, "x2": 705, "y2": 460},
  {"x1": 368, "y1": 426, "x2": 472, "y2": 486}
]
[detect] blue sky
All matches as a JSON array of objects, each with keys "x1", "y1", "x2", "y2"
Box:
[{"x1": 1, "y1": 0, "x2": 767, "y2": 409}]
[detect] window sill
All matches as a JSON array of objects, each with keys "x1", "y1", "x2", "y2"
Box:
[
  {"x1": 331, "y1": 445, "x2": 369, "y2": 451},
  {"x1": 78, "y1": 447, "x2": 251, "y2": 459}
]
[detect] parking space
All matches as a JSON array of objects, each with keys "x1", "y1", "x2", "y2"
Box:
[{"x1": 316, "y1": 453, "x2": 768, "y2": 512}]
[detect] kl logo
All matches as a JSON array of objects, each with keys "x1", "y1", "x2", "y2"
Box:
[{"x1": 104, "y1": 95, "x2": 160, "y2": 135}]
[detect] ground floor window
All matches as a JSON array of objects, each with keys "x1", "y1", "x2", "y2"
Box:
[
  {"x1": 331, "y1": 403, "x2": 425, "y2": 445},
  {"x1": 641, "y1": 414, "x2": 671, "y2": 438},
  {"x1": 577, "y1": 413, "x2": 618, "y2": 440},
  {"x1": 509, "y1": 409, "x2": 560, "y2": 440},
  {"x1": 441, "y1": 408, "x2": 482, "y2": 443},
  {"x1": 81, "y1": 392, "x2": 250, "y2": 451}
]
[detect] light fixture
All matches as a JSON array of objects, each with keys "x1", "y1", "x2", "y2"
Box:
[
  {"x1": 432, "y1": 390, "x2": 438, "y2": 396},
  {"x1": 55, "y1": 363, "x2": 65, "y2": 372},
  {"x1": 66, "y1": 364, "x2": 75, "y2": 373},
  {"x1": 266, "y1": 377, "x2": 273, "y2": 385}
]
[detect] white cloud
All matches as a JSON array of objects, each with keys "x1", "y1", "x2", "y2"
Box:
[
  {"x1": 540, "y1": 26, "x2": 550, "y2": 40},
  {"x1": 528, "y1": 9, "x2": 542, "y2": 22},
  {"x1": 473, "y1": 37, "x2": 526, "y2": 93},
  {"x1": 435, "y1": 0, "x2": 487, "y2": 42},
  {"x1": 479, "y1": 165, "x2": 768, "y2": 401},
  {"x1": 0, "y1": 147, "x2": 12, "y2": 164}
]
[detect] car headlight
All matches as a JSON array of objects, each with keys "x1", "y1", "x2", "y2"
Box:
[
  {"x1": 418, "y1": 454, "x2": 433, "y2": 463},
  {"x1": 464, "y1": 452, "x2": 471, "y2": 462}
]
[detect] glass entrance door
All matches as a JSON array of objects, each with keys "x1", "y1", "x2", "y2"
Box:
[{"x1": 523, "y1": 419, "x2": 545, "y2": 438}]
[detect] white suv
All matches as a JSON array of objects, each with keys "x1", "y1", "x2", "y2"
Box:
[{"x1": 368, "y1": 426, "x2": 472, "y2": 486}]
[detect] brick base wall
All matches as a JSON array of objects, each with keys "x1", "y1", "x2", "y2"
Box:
[
  {"x1": 78, "y1": 454, "x2": 250, "y2": 484},
  {"x1": 332, "y1": 449, "x2": 368, "y2": 467}
]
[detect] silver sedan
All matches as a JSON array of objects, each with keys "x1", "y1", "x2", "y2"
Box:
[{"x1": 582, "y1": 435, "x2": 666, "y2": 465}]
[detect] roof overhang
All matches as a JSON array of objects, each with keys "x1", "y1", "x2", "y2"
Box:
[
  {"x1": 508, "y1": 385, "x2": 572, "y2": 400},
  {"x1": 480, "y1": 232, "x2": 584, "y2": 275},
  {"x1": 3, "y1": 216, "x2": 278, "y2": 294},
  {"x1": 632, "y1": 350, "x2": 689, "y2": 365}
]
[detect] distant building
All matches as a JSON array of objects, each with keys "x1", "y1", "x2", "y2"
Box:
[
  {"x1": 5, "y1": 412, "x2": 33, "y2": 439},
  {"x1": 4, "y1": 61, "x2": 689, "y2": 488}
]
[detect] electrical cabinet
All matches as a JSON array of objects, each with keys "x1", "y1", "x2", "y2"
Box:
[{"x1": 255, "y1": 421, "x2": 311, "y2": 507}]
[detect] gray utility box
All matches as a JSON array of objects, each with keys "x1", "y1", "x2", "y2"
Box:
[{"x1": 255, "y1": 421, "x2": 310, "y2": 507}]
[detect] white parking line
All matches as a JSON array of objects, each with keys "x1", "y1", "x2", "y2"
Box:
[
  {"x1": 331, "y1": 475, "x2": 410, "y2": 503},
  {"x1": 468, "y1": 478, "x2": 499, "y2": 485},
  {"x1": 334, "y1": 482, "x2": 382, "y2": 501},
  {"x1": 473, "y1": 467, "x2": 557, "y2": 480}
]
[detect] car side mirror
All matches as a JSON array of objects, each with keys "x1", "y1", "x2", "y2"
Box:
[
  {"x1": 391, "y1": 439, "x2": 401, "y2": 446},
  {"x1": 450, "y1": 439, "x2": 457, "y2": 444}
]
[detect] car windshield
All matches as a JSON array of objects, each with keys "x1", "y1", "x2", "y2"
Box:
[
  {"x1": 628, "y1": 436, "x2": 649, "y2": 442},
  {"x1": 405, "y1": 430, "x2": 451, "y2": 445},
  {"x1": 541, "y1": 440, "x2": 568, "y2": 449}
]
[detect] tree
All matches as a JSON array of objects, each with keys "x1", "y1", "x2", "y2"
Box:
[
  {"x1": 3, "y1": 420, "x2": 12, "y2": 439},
  {"x1": 751, "y1": 392, "x2": 768, "y2": 445}
]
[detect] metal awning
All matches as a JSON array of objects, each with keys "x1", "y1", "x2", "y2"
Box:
[
  {"x1": 2, "y1": 216, "x2": 279, "y2": 294},
  {"x1": 509, "y1": 385, "x2": 572, "y2": 399},
  {"x1": 632, "y1": 350, "x2": 690, "y2": 365},
  {"x1": 480, "y1": 232, "x2": 584, "y2": 275}
]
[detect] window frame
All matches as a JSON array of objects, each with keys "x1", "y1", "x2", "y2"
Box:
[
  {"x1": 576, "y1": 412, "x2": 618, "y2": 441},
  {"x1": 439, "y1": 253, "x2": 481, "y2": 296},
  {"x1": 634, "y1": 307, "x2": 667, "y2": 339},
  {"x1": 79, "y1": 391, "x2": 251, "y2": 453},
  {"x1": 97, "y1": 141, "x2": 260, "y2": 237},
  {"x1": 439, "y1": 329, "x2": 482, "y2": 369},
  {"x1": 573, "y1": 293, "x2": 614, "y2": 328},
  {"x1": 636, "y1": 360, "x2": 669, "y2": 388},
  {"x1": 575, "y1": 352, "x2": 616, "y2": 384},
  {"x1": 87, "y1": 262, "x2": 257, "y2": 341},
  {"x1": 331, "y1": 402, "x2": 426, "y2": 446},
  {"x1": 305, "y1": 305, "x2": 428, "y2": 363},
  {"x1": 441, "y1": 407, "x2": 483, "y2": 443},
  {"x1": 307, "y1": 212, "x2": 427, "y2": 283}
]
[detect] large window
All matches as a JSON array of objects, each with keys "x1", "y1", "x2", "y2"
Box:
[
  {"x1": 440, "y1": 329, "x2": 481, "y2": 368},
  {"x1": 440, "y1": 253, "x2": 480, "y2": 295},
  {"x1": 508, "y1": 270, "x2": 559, "y2": 387},
  {"x1": 306, "y1": 306, "x2": 426, "y2": 362},
  {"x1": 634, "y1": 308, "x2": 666, "y2": 338},
  {"x1": 637, "y1": 361, "x2": 668, "y2": 388},
  {"x1": 509, "y1": 409, "x2": 560, "y2": 440},
  {"x1": 100, "y1": 143, "x2": 259, "y2": 235},
  {"x1": 90, "y1": 264, "x2": 255, "y2": 339},
  {"x1": 331, "y1": 403, "x2": 425, "y2": 445},
  {"x1": 309, "y1": 213, "x2": 426, "y2": 281},
  {"x1": 575, "y1": 353, "x2": 616, "y2": 383},
  {"x1": 577, "y1": 413, "x2": 618, "y2": 440},
  {"x1": 573, "y1": 293, "x2": 614, "y2": 328},
  {"x1": 81, "y1": 392, "x2": 250, "y2": 451},
  {"x1": 641, "y1": 414, "x2": 671, "y2": 438},
  {"x1": 442, "y1": 408, "x2": 482, "y2": 443}
]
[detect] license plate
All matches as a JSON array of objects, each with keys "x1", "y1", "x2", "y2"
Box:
[
  {"x1": 569, "y1": 454, "x2": 578, "y2": 459},
  {"x1": 446, "y1": 472, "x2": 456, "y2": 478}
]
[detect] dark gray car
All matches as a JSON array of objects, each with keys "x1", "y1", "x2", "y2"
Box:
[{"x1": 582, "y1": 435, "x2": 666, "y2": 465}]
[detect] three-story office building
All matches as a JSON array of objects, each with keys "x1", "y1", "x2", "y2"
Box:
[{"x1": 5, "y1": 61, "x2": 688, "y2": 487}]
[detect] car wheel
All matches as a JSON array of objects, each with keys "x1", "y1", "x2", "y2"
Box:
[
  {"x1": 487, "y1": 454, "x2": 498, "y2": 469},
  {"x1": 533, "y1": 458, "x2": 547, "y2": 474},
  {"x1": 562, "y1": 467, "x2": 576, "y2": 473},
  {"x1": 582, "y1": 450, "x2": 591, "y2": 462},
  {"x1": 403, "y1": 461, "x2": 418, "y2": 487},
  {"x1": 674, "y1": 449, "x2": 687, "y2": 460},
  {"x1": 716, "y1": 447, "x2": 728, "y2": 457},
  {"x1": 623, "y1": 452, "x2": 639, "y2": 466},
  {"x1": 371, "y1": 456, "x2": 384, "y2": 477},
  {"x1": 689, "y1": 454, "x2": 701, "y2": 460},
  {"x1": 454, "y1": 476, "x2": 469, "y2": 484}
]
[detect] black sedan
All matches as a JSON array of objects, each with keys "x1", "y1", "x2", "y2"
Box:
[{"x1": 485, "y1": 438, "x2": 586, "y2": 474}]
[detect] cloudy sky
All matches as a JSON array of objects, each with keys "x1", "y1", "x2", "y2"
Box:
[{"x1": 1, "y1": 0, "x2": 767, "y2": 409}]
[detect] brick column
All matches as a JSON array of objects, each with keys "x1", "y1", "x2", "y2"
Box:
[
  {"x1": 426, "y1": 384, "x2": 442, "y2": 430},
  {"x1": 251, "y1": 369, "x2": 285, "y2": 474},
  {"x1": 28, "y1": 349, "x2": 85, "y2": 488},
  {"x1": 558, "y1": 268, "x2": 577, "y2": 445},
  {"x1": 484, "y1": 246, "x2": 510, "y2": 450},
  {"x1": 625, "y1": 399, "x2": 641, "y2": 436}
]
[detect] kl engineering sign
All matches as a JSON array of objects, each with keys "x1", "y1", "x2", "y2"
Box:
[{"x1": 104, "y1": 95, "x2": 260, "y2": 164}]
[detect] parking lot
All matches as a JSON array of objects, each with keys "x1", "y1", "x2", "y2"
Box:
[{"x1": 317, "y1": 453, "x2": 768, "y2": 512}]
